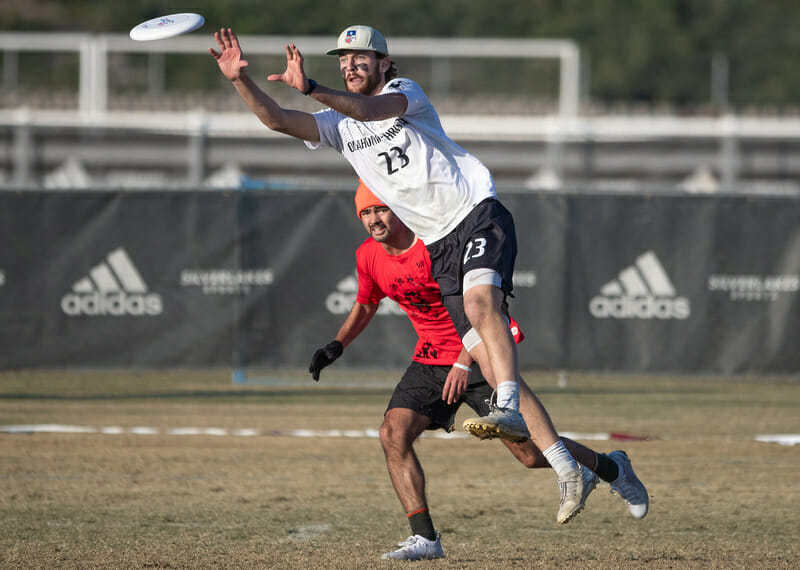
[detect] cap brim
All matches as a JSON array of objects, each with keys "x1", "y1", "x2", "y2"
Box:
[{"x1": 326, "y1": 47, "x2": 387, "y2": 56}]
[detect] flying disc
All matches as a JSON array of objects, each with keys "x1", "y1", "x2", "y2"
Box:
[{"x1": 129, "y1": 13, "x2": 205, "y2": 41}]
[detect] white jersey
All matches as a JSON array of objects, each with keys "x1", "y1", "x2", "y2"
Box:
[{"x1": 305, "y1": 78, "x2": 496, "y2": 244}]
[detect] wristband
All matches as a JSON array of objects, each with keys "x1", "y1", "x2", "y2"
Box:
[
  {"x1": 452, "y1": 363, "x2": 472, "y2": 373},
  {"x1": 302, "y1": 78, "x2": 317, "y2": 95}
]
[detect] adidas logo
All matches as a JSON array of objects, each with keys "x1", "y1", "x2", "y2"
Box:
[
  {"x1": 325, "y1": 272, "x2": 403, "y2": 316},
  {"x1": 589, "y1": 251, "x2": 690, "y2": 320},
  {"x1": 61, "y1": 247, "x2": 163, "y2": 317}
]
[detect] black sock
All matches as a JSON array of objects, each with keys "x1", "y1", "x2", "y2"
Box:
[
  {"x1": 407, "y1": 508, "x2": 436, "y2": 541},
  {"x1": 594, "y1": 453, "x2": 620, "y2": 483}
]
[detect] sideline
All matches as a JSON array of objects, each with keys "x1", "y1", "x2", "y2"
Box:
[
  {"x1": 2, "y1": 425, "x2": 798, "y2": 444},
  {"x1": 0, "y1": 423, "x2": 627, "y2": 441}
]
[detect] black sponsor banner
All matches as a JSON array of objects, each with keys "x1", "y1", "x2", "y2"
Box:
[
  {"x1": 558, "y1": 194, "x2": 799, "y2": 373},
  {"x1": 502, "y1": 194, "x2": 569, "y2": 368},
  {"x1": 0, "y1": 191, "x2": 239, "y2": 367},
  {"x1": 233, "y1": 190, "x2": 417, "y2": 369},
  {"x1": 0, "y1": 190, "x2": 798, "y2": 374}
]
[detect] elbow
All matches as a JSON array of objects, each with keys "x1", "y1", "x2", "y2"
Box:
[
  {"x1": 346, "y1": 109, "x2": 374, "y2": 122},
  {"x1": 353, "y1": 108, "x2": 396, "y2": 122},
  {"x1": 262, "y1": 116, "x2": 285, "y2": 132}
]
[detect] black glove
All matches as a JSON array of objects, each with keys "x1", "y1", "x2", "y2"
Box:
[{"x1": 309, "y1": 340, "x2": 344, "y2": 381}]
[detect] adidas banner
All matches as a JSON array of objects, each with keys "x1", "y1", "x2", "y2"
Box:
[{"x1": 0, "y1": 190, "x2": 798, "y2": 374}]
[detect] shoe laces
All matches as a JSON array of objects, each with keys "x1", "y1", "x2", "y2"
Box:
[
  {"x1": 486, "y1": 390, "x2": 513, "y2": 416},
  {"x1": 610, "y1": 473, "x2": 640, "y2": 503},
  {"x1": 486, "y1": 389, "x2": 499, "y2": 413},
  {"x1": 397, "y1": 536, "x2": 417, "y2": 548},
  {"x1": 559, "y1": 473, "x2": 579, "y2": 503}
]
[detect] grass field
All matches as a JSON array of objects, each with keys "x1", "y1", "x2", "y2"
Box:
[{"x1": 1, "y1": 369, "x2": 798, "y2": 568}]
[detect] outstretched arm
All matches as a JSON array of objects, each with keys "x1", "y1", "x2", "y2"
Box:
[
  {"x1": 209, "y1": 28, "x2": 320, "y2": 141},
  {"x1": 267, "y1": 43, "x2": 408, "y2": 122}
]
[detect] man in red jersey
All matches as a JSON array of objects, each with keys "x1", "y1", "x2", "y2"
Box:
[{"x1": 308, "y1": 182, "x2": 649, "y2": 561}]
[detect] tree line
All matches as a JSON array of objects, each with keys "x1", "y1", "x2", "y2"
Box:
[{"x1": 3, "y1": 0, "x2": 798, "y2": 110}]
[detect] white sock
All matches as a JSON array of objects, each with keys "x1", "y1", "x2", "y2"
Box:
[
  {"x1": 542, "y1": 440, "x2": 579, "y2": 478},
  {"x1": 495, "y1": 381, "x2": 519, "y2": 411}
]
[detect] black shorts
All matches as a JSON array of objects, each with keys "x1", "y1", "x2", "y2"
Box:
[
  {"x1": 425, "y1": 198, "x2": 517, "y2": 338},
  {"x1": 386, "y1": 361, "x2": 494, "y2": 432}
]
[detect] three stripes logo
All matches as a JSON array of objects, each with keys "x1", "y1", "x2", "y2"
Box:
[
  {"x1": 589, "y1": 251, "x2": 690, "y2": 319},
  {"x1": 325, "y1": 271, "x2": 402, "y2": 316},
  {"x1": 61, "y1": 247, "x2": 163, "y2": 317}
]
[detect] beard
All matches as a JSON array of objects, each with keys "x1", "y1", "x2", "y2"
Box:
[
  {"x1": 370, "y1": 224, "x2": 389, "y2": 242},
  {"x1": 344, "y1": 69, "x2": 384, "y2": 95}
]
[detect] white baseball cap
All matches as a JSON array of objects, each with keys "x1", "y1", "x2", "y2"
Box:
[{"x1": 326, "y1": 25, "x2": 389, "y2": 57}]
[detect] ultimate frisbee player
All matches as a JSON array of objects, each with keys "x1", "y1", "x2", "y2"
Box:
[{"x1": 210, "y1": 24, "x2": 587, "y2": 523}]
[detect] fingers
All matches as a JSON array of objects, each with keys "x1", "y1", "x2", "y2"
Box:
[
  {"x1": 284, "y1": 44, "x2": 304, "y2": 62},
  {"x1": 441, "y1": 383, "x2": 452, "y2": 403},
  {"x1": 442, "y1": 378, "x2": 459, "y2": 405},
  {"x1": 229, "y1": 29, "x2": 241, "y2": 49},
  {"x1": 215, "y1": 28, "x2": 239, "y2": 50}
]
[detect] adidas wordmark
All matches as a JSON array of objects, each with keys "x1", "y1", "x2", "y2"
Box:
[
  {"x1": 589, "y1": 251, "x2": 690, "y2": 320},
  {"x1": 61, "y1": 248, "x2": 162, "y2": 317}
]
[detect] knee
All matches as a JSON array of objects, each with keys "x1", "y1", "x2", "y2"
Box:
[
  {"x1": 379, "y1": 417, "x2": 408, "y2": 454},
  {"x1": 521, "y1": 450, "x2": 549, "y2": 469},
  {"x1": 509, "y1": 441, "x2": 549, "y2": 469},
  {"x1": 463, "y1": 288, "x2": 494, "y2": 327}
]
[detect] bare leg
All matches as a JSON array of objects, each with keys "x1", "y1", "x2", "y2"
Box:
[
  {"x1": 462, "y1": 285, "x2": 518, "y2": 389},
  {"x1": 501, "y1": 437, "x2": 597, "y2": 471},
  {"x1": 379, "y1": 408, "x2": 431, "y2": 512},
  {"x1": 468, "y1": 340, "x2": 559, "y2": 450}
]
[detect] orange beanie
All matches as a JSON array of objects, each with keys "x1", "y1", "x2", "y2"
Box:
[{"x1": 354, "y1": 179, "x2": 386, "y2": 218}]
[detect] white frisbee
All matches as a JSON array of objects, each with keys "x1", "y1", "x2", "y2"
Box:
[{"x1": 129, "y1": 13, "x2": 205, "y2": 41}]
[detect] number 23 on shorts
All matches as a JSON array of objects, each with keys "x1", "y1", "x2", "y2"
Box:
[{"x1": 463, "y1": 238, "x2": 486, "y2": 264}]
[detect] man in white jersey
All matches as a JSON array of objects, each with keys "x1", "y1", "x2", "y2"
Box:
[{"x1": 210, "y1": 24, "x2": 587, "y2": 522}]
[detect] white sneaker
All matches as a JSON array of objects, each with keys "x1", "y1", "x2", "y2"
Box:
[
  {"x1": 556, "y1": 465, "x2": 597, "y2": 524},
  {"x1": 581, "y1": 464, "x2": 600, "y2": 508},
  {"x1": 608, "y1": 450, "x2": 649, "y2": 519},
  {"x1": 462, "y1": 406, "x2": 530, "y2": 443},
  {"x1": 380, "y1": 531, "x2": 444, "y2": 560}
]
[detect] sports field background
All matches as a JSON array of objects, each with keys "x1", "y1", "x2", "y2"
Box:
[{"x1": 1, "y1": 369, "x2": 798, "y2": 568}]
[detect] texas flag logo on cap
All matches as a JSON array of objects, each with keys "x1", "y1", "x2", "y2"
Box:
[{"x1": 345, "y1": 29, "x2": 357, "y2": 43}]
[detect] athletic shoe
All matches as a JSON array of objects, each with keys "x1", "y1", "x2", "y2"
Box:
[
  {"x1": 608, "y1": 450, "x2": 649, "y2": 519},
  {"x1": 462, "y1": 406, "x2": 530, "y2": 443},
  {"x1": 556, "y1": 465, "x2": 597, "y2": 524},
  {"x1": 380, "y1": 532, "x2": 444, "y2": 560},
  {"x1": 581, "y1": 464, "x2": 600, "y2": 507}
]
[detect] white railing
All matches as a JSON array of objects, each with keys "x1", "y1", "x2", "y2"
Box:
[
  {"x1": 0, "y1": 32, "x2": 580, "y2": 117},
  {"x1": 2, "y1": 32, "x2": 800, "y2": 193}
]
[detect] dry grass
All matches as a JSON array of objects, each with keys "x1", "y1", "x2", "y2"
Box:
[{"x1": 1, "y1": 370, "x2": 798, "y2": 568}]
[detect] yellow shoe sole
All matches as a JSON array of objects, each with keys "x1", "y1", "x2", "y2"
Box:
[{"x1": 462, "y1": 418, "x2": 530, "y2": 443}]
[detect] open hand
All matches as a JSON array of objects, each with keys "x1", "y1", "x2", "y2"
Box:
[
  {"x1": 209, "y1": 28, "x2": 249, "y2": 81},
  {"x1": 267, "y1": 43, "x2": 309, "y2": 92}
]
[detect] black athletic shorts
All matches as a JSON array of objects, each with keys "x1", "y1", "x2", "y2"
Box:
[
  {"x1": 386, "y1": 360, "x2": 494, "y2": 432},
  {"x1": 425, "y1": 198, "x2": 518, "y2": 338}
]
